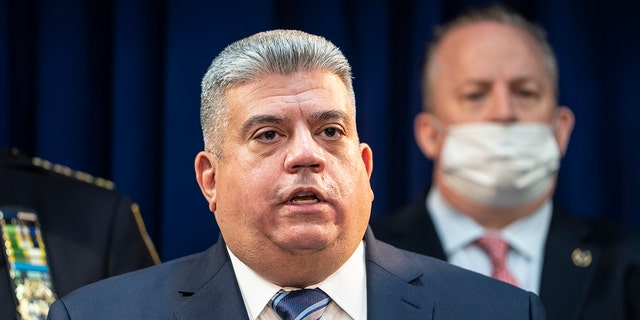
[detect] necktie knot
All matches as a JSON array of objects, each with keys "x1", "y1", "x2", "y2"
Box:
[
  {"x1": 272, "y1": 288, "x2": 331, "y2": 320},
  {"x1": 476, "y1": 235, "x2": 519, "y2": 287}
]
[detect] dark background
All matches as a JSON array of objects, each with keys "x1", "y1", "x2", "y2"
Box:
[{"x1": 2, "y1": 0, "x2": 639, "y2": 261}]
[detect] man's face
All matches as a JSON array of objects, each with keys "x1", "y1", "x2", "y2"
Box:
[
  {"x1": 197, "y1": 70, "x2": 373, "y2": 276},
  {"x1": 430, "y1": 21, "x2": 557, "y2": 124},
  {"x1": 414, "y1": 21, "x2": 574, "y2": 222},
  {"x1": 417, "y1": 21, "x2": 573, "y2": 161}
]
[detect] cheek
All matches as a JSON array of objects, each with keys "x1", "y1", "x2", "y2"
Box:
[
  {"x1": 331, "y1": 153, "x2": 373, "y2": 209},
  {"x1": 432, "y1": 134, "x2": 448, "y2": 160},
  {"x1": 215, "y1": 160, "x2": 278, "y2": 216},
  {"x1": 219, "y1": 164, "x2": 269, "y2": 199},
  {"x1": 214, "y1": 178, "x2": 266, "y2": 243},
  {"x1": 338, "y1": 163, "x2": 374, "y2": 238}
]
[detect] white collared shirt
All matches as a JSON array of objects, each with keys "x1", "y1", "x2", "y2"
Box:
[
  {"x1": 228, "y1": 241, "x2": 367, "y2": 320},
  {"x1": 428, "y1": 187, "x2": 551, "y2": 294}
]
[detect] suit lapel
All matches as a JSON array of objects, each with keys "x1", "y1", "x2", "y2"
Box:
[
  {"x1": 539, "y1": 208, "x2": 601, "y2": 320},
  {"x1": 173, "y1": 238, "x2": 249, "y2": 320},
  {"x1": 365, "y1": 229, "x2": 434, "y2": 320},
  {"x1": 169, "y1": 229, "x2": 439, "y2": 319},
  {"x1": 419, "y1": 200, "x2": 449, "y2": 260},
  {"x1": 386, "y1": 194, "x2": 604, "y2": 320}
]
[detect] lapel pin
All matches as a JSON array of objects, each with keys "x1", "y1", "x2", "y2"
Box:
[{"x1": 571, "y1": 248, "x2": 592, "y2": 267}]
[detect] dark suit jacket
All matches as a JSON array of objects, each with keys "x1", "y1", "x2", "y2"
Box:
[
  {"x1": 47, "y1": 229, "x2": 545, "y2": 319},
  {"x1": 371, "y1": 191, "x2": 640, "y2": 320},
  {"x1": 0, "y1": 149, "x2": 159, "y2": 319}
]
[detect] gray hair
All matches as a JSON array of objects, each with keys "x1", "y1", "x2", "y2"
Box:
[
  {"x1": 200, "y1": 29, "x2": 355, "y2": 158},
  {"x1": 421, "y1": 4, "x2": 558, "y2": 112}
]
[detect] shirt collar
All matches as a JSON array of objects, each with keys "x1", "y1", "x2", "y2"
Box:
[
  {"x1": 502, "y1": 202, "x2": 551, "y2": 261},
  {"x1": 312, "y1": 241, "x2": 366, "y2": 319},
  {"x1": 428, "y1": 188, "x2": 484, "y2": 255},
  {"x1": 428, "y1": 187, "x2": 551, "y2": 260},
  {"x1": 228, "y1": 247, "x2": 280, "y2": 320},
  {"x1": 228, "y1": 241, "x2": 366, "y2": 320}
]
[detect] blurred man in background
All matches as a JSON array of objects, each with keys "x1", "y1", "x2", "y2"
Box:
[{"x1": 372, "y1": 4, "x2": 640, "y2": 320}]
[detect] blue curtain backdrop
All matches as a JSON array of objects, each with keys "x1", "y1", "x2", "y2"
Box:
[{"x1": 2, "y1": 0, "x2": 639, "y2": 261}]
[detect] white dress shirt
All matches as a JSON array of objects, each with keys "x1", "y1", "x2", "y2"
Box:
[
  {"x1": 428, "y1": 187, "x2": 551, "y2": 293},
  {"x1": 228, "y1": 241, "x2": 367, "y2": 320}
]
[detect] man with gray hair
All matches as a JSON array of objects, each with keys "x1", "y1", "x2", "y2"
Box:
[{"x1": 48, "y1": 29, "x2": 545, "y2": 319}]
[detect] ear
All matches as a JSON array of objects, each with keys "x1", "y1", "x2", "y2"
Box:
[
  {"x1": 359, "y1": 142, "x2": 374, "y2": 178},
  {"x1": 359, "y1": 142, "x2": 374, "y2": 201},
  {"x1": 554, "y1": 106, "x2": 575, "y2": 156},
  {"x1": 194, "y1": 151, "x2": 218, "y2": 213},
  {"x1": 414, "y1": 112, "x2": 445, "y2": 160}
]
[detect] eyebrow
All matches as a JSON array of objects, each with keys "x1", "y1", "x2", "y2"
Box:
[
  {"x1": 240, "y1": 114, "x2": 285, "y2": 138},
  {"x1": 462, "y1": 76, "x2": 542, "y2": 84},
  {"x1": 309, "y1": 110, "x2": 351, "y2": 126}
]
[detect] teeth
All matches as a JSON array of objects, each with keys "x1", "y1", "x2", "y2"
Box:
[
  {"x1": 291, "y1": 198, "x2": 319, "y2": 204},
  {"x1": 290, "y1": 192, "x2": 319, "y2": 204}
]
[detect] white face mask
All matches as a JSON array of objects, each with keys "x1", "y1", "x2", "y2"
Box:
[{"x1": 439, "y1": 122, "x2": 560, "y2": 208}]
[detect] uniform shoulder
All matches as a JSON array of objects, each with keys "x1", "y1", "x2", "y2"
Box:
[{"x1": 1, "y1": 148, "x2": 115, "y2": 190}]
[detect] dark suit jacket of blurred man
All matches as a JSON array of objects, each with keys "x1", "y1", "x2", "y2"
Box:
[
  {"x1": 372, "y1": 189, "x2": 640, "y2": 320},
  {"x1": 0, "y1": 148, "x2": 159, "y2": 319}
]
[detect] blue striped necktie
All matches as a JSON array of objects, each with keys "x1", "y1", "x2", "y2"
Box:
[{"x1": 271, "y1": 288, "x2": 331, "y2": 320}]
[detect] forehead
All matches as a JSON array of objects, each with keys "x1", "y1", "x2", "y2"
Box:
[
  {"x1": 225, "y1": 71, "x2": 353, "y2": 119},
  {"x1": 433, "y1": 21, "x2": 549, "y2": 80}
]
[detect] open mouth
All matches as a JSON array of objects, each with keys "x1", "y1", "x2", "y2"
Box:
[{"x1": 289, "y1": 191, "x2": 320, "y2": 204}]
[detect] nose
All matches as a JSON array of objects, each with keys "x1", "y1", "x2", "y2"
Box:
[
  {"x1": 283, "y1": 129, "x2": 326, "y2": 173},
  {"x1": 486, "y1": 85, "x2": 517, "y2": 122}
]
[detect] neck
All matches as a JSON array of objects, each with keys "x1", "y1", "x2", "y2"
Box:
[{"x1": 228, "y1": 237, "x2": 359, "y2": 288}]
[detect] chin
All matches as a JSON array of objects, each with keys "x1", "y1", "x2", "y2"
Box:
[{"x1": 277, "y1": 226, "x2": 338, "y2": 252}]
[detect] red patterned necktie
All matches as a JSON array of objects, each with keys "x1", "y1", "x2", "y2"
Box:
[
  {"x1": 271, "y1": 288, "x2": 331, "y2": 320},
  {"x1": 476, "y1": 235, "x2": 520, "y2": 287}
]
